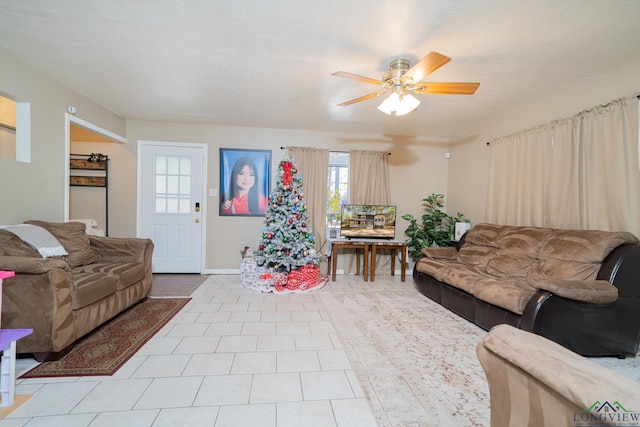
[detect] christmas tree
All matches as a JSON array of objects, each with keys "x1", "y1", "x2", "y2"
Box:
[{"x1": 253, "y1": 154, "x2": 318, "y2": 272}]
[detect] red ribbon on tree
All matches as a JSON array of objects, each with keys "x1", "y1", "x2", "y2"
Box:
[{"x1": 282, "y1": 161, "x2": 293, "y2": 189}]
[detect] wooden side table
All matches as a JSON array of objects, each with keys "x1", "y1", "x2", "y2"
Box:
[
  {"x1": 369, "y1": 241, "x2": 407, "y2": 282},
  {"x1": 329, "y1": 240, "x2": 369, "y2": 281}
]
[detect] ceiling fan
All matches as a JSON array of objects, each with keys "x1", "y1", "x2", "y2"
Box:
[{"x1": 332, "y1": 51, "x2": 479, "y2": 116}]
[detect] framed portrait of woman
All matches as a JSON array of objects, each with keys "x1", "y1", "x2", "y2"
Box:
[{"x1": 219, "y1": 148, "x2": 271, "y2": 217}]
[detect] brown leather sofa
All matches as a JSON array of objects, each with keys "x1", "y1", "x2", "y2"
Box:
[
  {"x1": 413, "y1": 223, "x2": 640, "y2": 357},
  {"x1": 0, "y1": 220, "x2": 153, "y2": 360},
  {"x1": 477, "y1": 324, "x2": 640, "y2": 427}
]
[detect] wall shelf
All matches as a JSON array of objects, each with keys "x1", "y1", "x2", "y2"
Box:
[
  {"x1": 69, "y1": 175, "x2": 107, "y2": 187},
  {"x1": 69, "y1": 154, "x2": 109, "y2": 235}
]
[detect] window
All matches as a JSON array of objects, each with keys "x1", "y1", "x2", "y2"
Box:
[
  {"x1": 154, "y1": 155, "x2": 192, "y2": 214},
  {"x1": 327, "y1": 152, "x2": 349, "y2": 231},
  {"x1": 0, "y1": 94, "x2": 16, "y2": 160},
  {"x1": 0, "y1": 93, "x2": 30, "y2": 162}
]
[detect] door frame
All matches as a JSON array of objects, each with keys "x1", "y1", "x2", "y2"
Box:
[
  {"x1": 64, "y1": 114, "x2": 127, "y2": 222},
  {"x1": 136, "y1": 140, "x2": 208, "y2": 273}
]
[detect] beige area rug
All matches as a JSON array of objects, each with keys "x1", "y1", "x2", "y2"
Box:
[
  {"x1": 320, "y1": 282, "x2": 490, "y2": 427},
  {"x1": 320, "y1": 280, "x2": 640, "y2": 427},
  {"x1": 588, "y1": 340, "x2": 640, "y2": 381}
]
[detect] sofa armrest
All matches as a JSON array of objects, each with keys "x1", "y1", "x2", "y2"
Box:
[
  {"x1": 597, "y1": 244, "x2": 640, "y2": 297},
  {"x1": 420, "y1": 247, "x2": 458, "y2": 260},
  {"x1": 0, "y1": 255, "x2": 71, "y2": 274},
  {"x1": 89, "y1": 236, "x2": 153, "y2": 264},
  {"x1": 1, "y1": 260, "x2": 75, "y2": 354},
  {"x1": 532, "y1": 279, "x2": 618, "y2": 304},
  {"x1": 477, "y1": 324, "x2": 640, "y2": 427}
]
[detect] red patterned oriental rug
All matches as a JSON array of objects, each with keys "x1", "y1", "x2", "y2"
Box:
[{"x1": 20, "y1": 297, "x2": 190, "y2": 378}]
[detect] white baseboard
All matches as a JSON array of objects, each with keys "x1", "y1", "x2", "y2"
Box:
[
  {"x1": 202, "y1": 268, "x2": 409, "y2": 276},
  {"x1": 203, "y1": 269, "x2": 240, "y2": 275}
]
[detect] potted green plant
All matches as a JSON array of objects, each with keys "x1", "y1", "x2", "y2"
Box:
[{"x1": 402, "y1": 193, "x2": 469, "y2": 261}]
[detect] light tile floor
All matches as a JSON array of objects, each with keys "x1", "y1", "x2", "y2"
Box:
[
  {"x1": 5, "y1": 275, "x2": 380, "y2": 427},
  {"x1": 5, "y1": 273, "x2": 638, "y2": 426}
]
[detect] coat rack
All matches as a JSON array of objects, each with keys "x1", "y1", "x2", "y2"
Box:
[{"x1": 69, "y1": 153, "x2": 109, "y2": 235}]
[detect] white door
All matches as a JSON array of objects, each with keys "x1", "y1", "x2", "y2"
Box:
[{"x1": 139, "y1": 143, "x2": 205, "y2": 273}]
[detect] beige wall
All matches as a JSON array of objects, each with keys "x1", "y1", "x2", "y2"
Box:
[
  {"x1": 0, "y1": 49, "x2": 125, "y2": 224},
  {"x1": 447, "y1": 59, "x2": 640, "y2": 224},
  {"x1": 0, "y1": 48, "x2": 449, "y2": 271},
  {"x1": 3, "y1": 46, "x2": 638, "y2": 271},
  {"x1": 124, "y1": 121, "x2": 449, "y2": 270}
]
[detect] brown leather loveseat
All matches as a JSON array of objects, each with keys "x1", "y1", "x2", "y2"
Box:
[
  {"x1": 413, "y1": 223, "x2": 640, "y2": 357},
  {"x1": 0, "y1": 220, "x2": 153, "y2": 360}
]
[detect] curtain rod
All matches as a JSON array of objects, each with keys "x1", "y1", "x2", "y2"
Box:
[{"x1": 280, "y1": 146, "x2": 390, "y2": 155}]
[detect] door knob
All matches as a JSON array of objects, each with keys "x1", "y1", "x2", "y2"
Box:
[{"x1": 195, "y1": 218, "x2": 200, "y2": 223}]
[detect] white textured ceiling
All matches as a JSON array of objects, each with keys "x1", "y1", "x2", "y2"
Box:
[{"x1": 1, "y1": 0, "x2": 640, "y2": 140}]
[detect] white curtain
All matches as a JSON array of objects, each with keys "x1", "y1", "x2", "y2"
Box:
[
  {"x1": 487, "y1": 95, "x2": 640, "y2": 236},
  {"x1": 486, "y1": 125, "x2": 553, "y2": 226},
  {"x1": 349, "y1": 150, "x2": 391, "y2": 204},
  {"x1": 286, "y1": 146, "x2": 330, "y2": 254}
]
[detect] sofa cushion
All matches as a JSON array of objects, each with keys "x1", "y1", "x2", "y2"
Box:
[
  {"x1": 457, "y1": 243, "x2": 496, "y2": 269},
  {"x1": 415, "y1": 257, "x2": 450, "y2": 281},
  {"x1": 26, "y1": 220, "x2": 99, "y2": 268},
  {"x1": 440, "y1": 265, "x2": 487, "y2": 294},
  {"x1": 532, "y1": 279, "x2": 618, "y2": 304},
  {"x1": 537, "y1": 229, "x2": 638, "y2": 263},
  {"x1": 421, "y1": 247, "x2": 458, "y2": 260},
  {"x1": 485, "y1": 249, "x2": 536, "y2": 278},
  {"x1": 460, "y1": 225, "x2": 553, "y2": 275},
  {"x1": 0, "y1": 229, "x2": 40, "y2": 257},
  {"x1": 473, "y1": 278, "x2": 538, "y2": 314},
  {"x1": 531, "y1": 229, "x2": 639, "y2": 281},
  {"x1": 530, "y1": 258, "x2": 602, "y2": 282},
  {"x1": 74, "y1": 261, "x2": 146, "y2": 290},
  {"x1": 495, "y1": 226, "x2": 552, "y2": 254},
  {"x1": 463, "y1": 223, "x2": 510, "y2": 247},
  {"x1": 72, "y1": 270, "x2": 117, "y2": 309}
]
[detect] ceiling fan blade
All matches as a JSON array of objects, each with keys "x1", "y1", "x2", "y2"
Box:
[
  {"x1": 337, "y1": 91, "x2": 388, "y2": 106},
  {"x1": 331, "y1": 71, "x2": 385, "y2": 86},
  {"x1": 412, "y1": 82, "x2": 480, "y2": 95},
  {"x1": 403, "y1": 52, "x2": 451, "y2": 83}
]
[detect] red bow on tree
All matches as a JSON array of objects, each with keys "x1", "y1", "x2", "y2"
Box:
[{"x1": 282, "y1": 161, "x2": 293, "y2": 189}]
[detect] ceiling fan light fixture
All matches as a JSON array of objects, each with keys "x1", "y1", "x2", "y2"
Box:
[
  {"x1": 377, "y1": 92, "x2": 420, "y2": 116},
  {"x1": 333, "y1": 52, "x2": 477, "y2": 113},
  {"x1": 377, "y1": 92, "x2": 400, "y2": 115},
  {"x1": 395, "y1": 93, "x2": 420, "y2": 116}
]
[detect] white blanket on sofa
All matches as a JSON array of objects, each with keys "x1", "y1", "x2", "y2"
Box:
[{"x1": 1, "y1": 224, "x2": 68, "y2": 257}]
